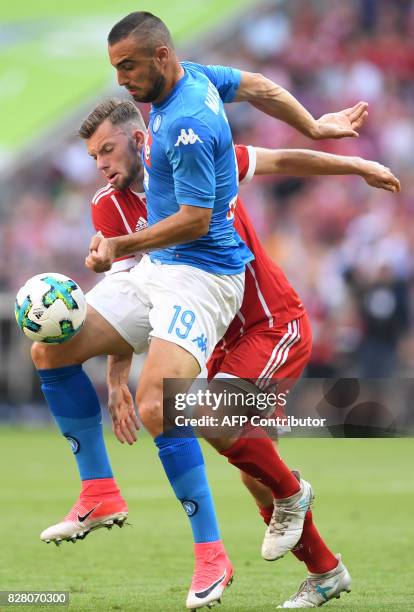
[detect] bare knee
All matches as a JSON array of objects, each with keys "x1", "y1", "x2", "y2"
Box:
[
  {"x1": 137, "y1": 396, "x2": 163, "y2": 438},
  {"x1": 240, "y1": 470, "x2": 253, "y2": 486},
  {"x1": 31, "y1": 341, "x2": 80, "y2": 369},
  {"x1": 31, "y1": 342, "x2": 54, "y2": 369}
]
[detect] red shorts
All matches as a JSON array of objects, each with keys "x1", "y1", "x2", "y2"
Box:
[{"x1": 207, "y1": 314, "x2": 312, "y2": 390}]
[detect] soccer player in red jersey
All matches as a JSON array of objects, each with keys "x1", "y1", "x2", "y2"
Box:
[
  {"x1": 78, "y1": 100, "x2": 398, "y2": 607},
  {"x1": 28, "y1": 12, "x2": 398, "y2": 608}
]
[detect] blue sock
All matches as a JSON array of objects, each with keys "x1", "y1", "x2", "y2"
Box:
[
  {"x1": 38, "y1": 365, "x2": 113, "y2": 481},
  {"x1": 155, "y1": 429, "x2": 220, "y2": 543}
]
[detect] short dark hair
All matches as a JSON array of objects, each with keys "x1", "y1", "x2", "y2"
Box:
[
  {"x1": 79, "y1": 98, "x2": 146, "y2": 139},
  {"x1": 108, "y1": 11, "x2": 173, "y2": 51}
]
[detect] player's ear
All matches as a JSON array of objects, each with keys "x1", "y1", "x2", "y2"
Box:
[
  {"x1": 134, "y1": 129, "x2": 145, "y2": 150},
  {"x1": 154, "y1": 45, "x2": 169, "y2": 68}
]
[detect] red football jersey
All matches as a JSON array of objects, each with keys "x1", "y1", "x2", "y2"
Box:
[
  {"x1": 90, "y1": 184, "x2": 148, "y2": 273},
  {"x1": 89, "y1": 146, "x2": 304, "y2": 340},
  {"x1": 219, "y1": 145, "x2": 305, "y2": 348}
]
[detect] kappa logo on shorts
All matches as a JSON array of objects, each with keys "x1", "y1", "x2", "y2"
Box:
[
  {"x1": 65, "y1": 435, "x2": 80, "y2": 455},
  {"x1": 192, "y1": 333, "x2": 208, "y2": 356},
  {"x1": 174, "y1": 128, "x2": 203, "y2": 146},
  {"x1": 182, "y1": 499, "x2": 198, "y2": 517}
]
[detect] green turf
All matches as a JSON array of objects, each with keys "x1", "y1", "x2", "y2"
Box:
[
  {"x1": 0, "y1": 0, "x2": 252, "y2": 154},
  {"x1": 0, "y1": 0, "x2": 246, "y2": 22},
  {"x1": 0, "y1": 428, "x2": 413, "y2": 611}
]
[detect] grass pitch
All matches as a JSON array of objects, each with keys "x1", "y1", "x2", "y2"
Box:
[
  {"x1": 0, "y1": 428, "x2": 413, "y2": 611},
  {"x1": 0, "y1": 0, "x2": 253, "y2": 154}
]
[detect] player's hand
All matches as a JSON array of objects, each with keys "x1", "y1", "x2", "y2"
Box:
[
  {"x1": 314, "y1": 101, "x2": 369, "y2": 139},
  {"x1": 360, "y1": 160, "x2": 401, "y2": 193},
  {"x1": 85, "y1": 232, "x2": 116, "y2": 273},
  {"x1": 108, "y1": 384, "x2": 140, "y2": 445}
]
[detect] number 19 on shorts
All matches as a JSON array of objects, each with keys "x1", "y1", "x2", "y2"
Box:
[{"x1": 168, "y1": 305, "x2": 196, "y2": 339}]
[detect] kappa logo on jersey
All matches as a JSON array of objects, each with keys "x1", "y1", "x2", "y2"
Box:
[
  {"x1": 135, "y1": 216, "x2": 148, "y2": 232},
  {"x1": 144, "y1": 129, "x2": 152, "y2": 167},
  {"x1": 174, "y1": 128, "x2": 203, "y2": 147}
]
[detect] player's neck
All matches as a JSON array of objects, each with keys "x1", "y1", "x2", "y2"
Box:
[
  {"x1": 170, "y1": 61, "x2": 185, "y2": 89},
  {"x1": 130, "y1": 166, "x2": 144, "y2": 193},
  {"x1": 154, "y1": 60, "x2": 184, "y2": 104}
]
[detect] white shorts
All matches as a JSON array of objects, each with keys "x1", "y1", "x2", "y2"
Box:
[{"x1": 86, "y1": 255, "x2": 245, "y2": 369}]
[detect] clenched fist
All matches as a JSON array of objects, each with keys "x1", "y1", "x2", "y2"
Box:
[{"x1": 85, "y1": 232, "x2": 116, "y2": 273}]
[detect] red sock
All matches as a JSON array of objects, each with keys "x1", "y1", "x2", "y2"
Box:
[
  {"x1": 259, "y1": 504, "x2": 273, "y2": 525},
  {"x1": 81, "y1": 477, "x2": 120, "y2": 497},
  {"x1": 220, "y1": 428, "x2": 300, "y2": 499},
  {"x1": 292, "y1": 510, "x2": 338, "y2": 574}
]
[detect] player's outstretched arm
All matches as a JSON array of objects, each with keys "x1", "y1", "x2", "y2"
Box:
[
  {"x1": 254, "y1": 148, "x2": 401, "y2": 193},
  {"x1": 107, "y1": 353, "x2": 139, "y2": 444},
  {"x1": 235, "y1": 72, "x2": 368, "y2": 139}
]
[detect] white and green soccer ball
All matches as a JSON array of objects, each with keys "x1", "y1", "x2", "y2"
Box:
[{"x1": 15, "y1": 273, "x2": 86, "y2": 343}]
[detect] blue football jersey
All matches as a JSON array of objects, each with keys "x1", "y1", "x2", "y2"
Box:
[{"x1": 143, "y1": 62, "x2": 253, "y2": 274}]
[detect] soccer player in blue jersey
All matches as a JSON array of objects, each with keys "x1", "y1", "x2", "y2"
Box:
[
  {"x1": 89, "y1": 17, "x2": 252, "y2": 609},
  {"x1": 33, "y1": 12, "x2": 369, "y2": 610},
  {"x1": 37, "y1": 14, "x2": 253, "y2": 610}
]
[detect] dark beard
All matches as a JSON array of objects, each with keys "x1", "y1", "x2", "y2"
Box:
[
  {"x1": 116, "y1": 165, "x2": 139, "y2": 190},
  {"x1": 114, "y1": 140, "x2": 140, "y2": 190},
  {"x1": 132, "y1": 71, "x2": 166, "y2": 103}
]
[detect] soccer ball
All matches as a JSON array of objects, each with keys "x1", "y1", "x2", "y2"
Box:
[{"x1": 15, "y1": 273, "x2": 86, "y2": 343}]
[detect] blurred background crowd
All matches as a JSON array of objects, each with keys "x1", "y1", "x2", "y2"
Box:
[{"x1": 1, "y1": 0, "x2": 413, "y2": 410}]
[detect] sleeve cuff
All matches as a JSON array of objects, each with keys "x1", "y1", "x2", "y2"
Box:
[
  {"x1": 240, "y1": 146, "x2": 257, "y2": 185},
  {"x1": 175, "y1": 196, "x2": 215, "y2": 209}
]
